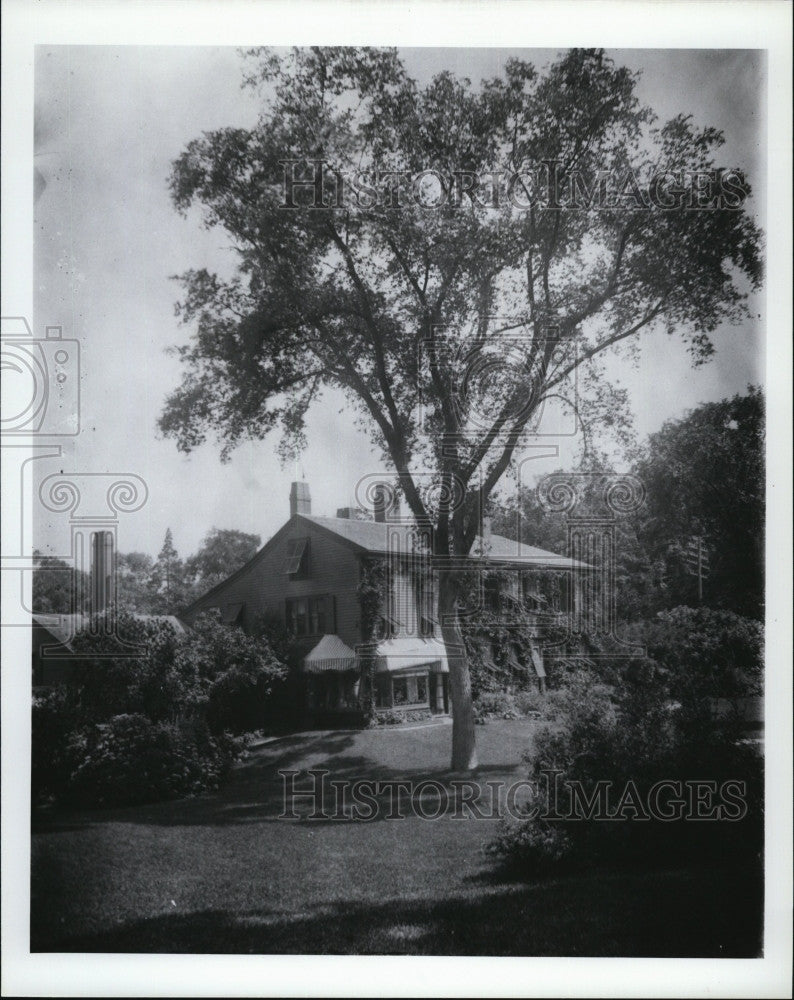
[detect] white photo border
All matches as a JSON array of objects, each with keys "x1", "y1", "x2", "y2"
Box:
[{"x1": 2, "y1": 1, "x2": 791, "y2": 996}]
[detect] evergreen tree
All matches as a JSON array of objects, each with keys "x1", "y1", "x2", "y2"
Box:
[{"x1": 149, "y1": 529, "x2": 189, "y2": 614}]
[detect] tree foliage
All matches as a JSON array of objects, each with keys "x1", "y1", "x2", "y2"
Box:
[
  {"x1": 66, "y1": 609, "x2": 287, "y2": 730},
  {"x1": 148, "y1": 528, "x2": 189, "y2": 614},
  {"x1": 184, "y1": 528, "x2": 261, "y2": 593},
  {"x1": 114, "y1": 528, "x2": 262, "y2": 614},
  {"x1": 116, "y1": 551, "x2": 156, "y2": 612},
  {"x1": 633, "y1": 386, "x2": 764, "y2": 618},
  {"x1": 31, "y1": 551, "x2": 88, "y2": 614}
]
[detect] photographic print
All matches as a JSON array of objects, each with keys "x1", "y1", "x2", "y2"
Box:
[{"x1": 2, "y1": 2, "x2": 792, "y2": 997}]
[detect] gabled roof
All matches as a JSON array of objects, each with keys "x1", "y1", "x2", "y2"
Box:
[
  {"x1": 183, "y1": 510, "x2": 586, "y2": 616},
  {"x1": 301, "y1": 514, "x2": 585, "y2": 569}
]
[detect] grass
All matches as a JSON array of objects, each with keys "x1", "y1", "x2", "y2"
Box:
[{"x1": 31, "y1": 719, "x2": 762, "y2": 956}]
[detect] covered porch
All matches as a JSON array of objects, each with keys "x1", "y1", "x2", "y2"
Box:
[
  {"x1": 372, "y1": 637, "x2": 450, "y2": 715},
  {"x1": 301, "y1": 634, "x2": 360, "y2": 713},
  {"x1": 300, "y1": 635, "x2": 451, "y2": 717}
]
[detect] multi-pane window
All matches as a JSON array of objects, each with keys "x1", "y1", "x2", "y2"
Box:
[
  {"x1": 282, "y1": 538, "x2": 310, "y2": 578},
  {"x1": 286, "y1": 595, "x2": 334, "y2": 636},
  {"x1": 391, "y1": 673, "x2": 429, "y2": 706}
]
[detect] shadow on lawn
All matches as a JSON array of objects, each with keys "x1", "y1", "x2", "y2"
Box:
[
  {"x1": 35, "y1": 864, "x2": 763, "y2": 958},
  {"x1": 33, "y1": 729, "x2": 525, "y2": 832}
]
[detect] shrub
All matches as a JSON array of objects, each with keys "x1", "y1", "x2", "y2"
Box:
[
  {"x1": 68, "y1": 612, "x2": 194, "y2": 724},
  {"x1": 631, "y1": 607, "x2": 763, "y2": 733},
  {"x1": 474, "y1": 690, "x2": 520, "y2": 720},
  {"x1": 177, "y1": 611, "x2": 289, "y2": 733},
  {"x1": 371, "y1": 709, "x2": 407, "y2": 726},
  {"x1": 32, "y1": 687, "x2": 87, "y2": 800},
  {"x1": 487, "y1": 816, "x2": 573, "y2": 873},
  {"x1": 475, "y1": 688, "x2": 546, "y2": 720},
  {"x1": 514, "y1": 688, "x2": 545, "y2": 717},
  {"x1": 402, "y1": 708, "x2": 432, "y2": 723},
  {"x1": 33, "y1": 611, "x2": 287, "y2": 807},
  {"x1": 490, "y1": 666, "x2": 762, "y2": 874},
  {"x1": 65, "y1": 609, "x2": 289, "y2": 733},
  {"x1": 65, "y1": 713, "x2": 241, "y2": 807}
]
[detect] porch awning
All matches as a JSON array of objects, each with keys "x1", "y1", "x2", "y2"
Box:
[
  {"x1": 302, "y1": 634, "x2": 357, "y2": 674},
  {"x1": 374, "y1": 637, "x2": 449, "y2": 674}
]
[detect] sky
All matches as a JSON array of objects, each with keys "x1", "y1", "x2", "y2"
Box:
[{"x1": 32, "y1": 46, "x2": 765, "y2": 561}]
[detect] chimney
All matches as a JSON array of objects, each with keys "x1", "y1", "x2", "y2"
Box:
[
  {"x1": 290, "y1": 481, "x2": 311, "y2": 517},
  {"x1": 90, "y1": 530, "x2": 114, "y2": 613}
]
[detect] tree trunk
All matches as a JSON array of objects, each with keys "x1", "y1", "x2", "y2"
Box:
[{"x1": 438, "y1": 569, "x2": 478, "y2": 772}]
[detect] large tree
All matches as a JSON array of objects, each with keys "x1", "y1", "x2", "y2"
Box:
[{"x1": 160, "y1": 47, "x2": 762, "y2": 769}]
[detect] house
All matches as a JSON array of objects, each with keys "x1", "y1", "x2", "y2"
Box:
[{"x1": 181, "y1": 482, "x2": 586, "y2": 720}]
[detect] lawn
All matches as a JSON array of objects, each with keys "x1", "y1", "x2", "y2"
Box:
[{"x1": 31, "y1": 718, "x2": 762, "y2": 956}]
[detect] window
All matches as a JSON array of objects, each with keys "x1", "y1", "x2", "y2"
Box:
[
  {"x1": 282, "y1": 538, "x2": 310, "y2": 578},
  {"x1": 373, "y1": 613, "x2": 402, "y2": 640},
  {"x1": 391, "y1": 673, "x2": 429, "y2": 707},
  {"x1": 286, "y1": 595, "x2": 334, "y2": 637}
]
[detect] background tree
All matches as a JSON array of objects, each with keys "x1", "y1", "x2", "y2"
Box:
[
  {"x1": 633, "y1": 386, "x2": 764, "y2": 618},
  {"x1": 185, "y1": 528, "x2": 261, "y2": 593},
  {"x1": 148, "y1": 528, "x2": 190, "y2": 614},
  {"x1": 116, "y1": 551, "x2": 156, "y2": 613},
  {"x1": 31, "y1": 551, "x2": 88, "y2": 614},
  {"x1": 159, "y1": 47, "x2": 762, "y2": 769}
]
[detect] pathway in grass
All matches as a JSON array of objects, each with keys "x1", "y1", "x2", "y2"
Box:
[{"x1": 31, "y1": 719, "x2": 762, "y2": 956}]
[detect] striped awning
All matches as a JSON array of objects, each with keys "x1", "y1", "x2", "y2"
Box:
[
  {"x1": 374, "y1": 637, "x2": 449, "y2": 674},
  {"x1": 302, "y1": 634, "x2": 357, "y2": 674}
]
